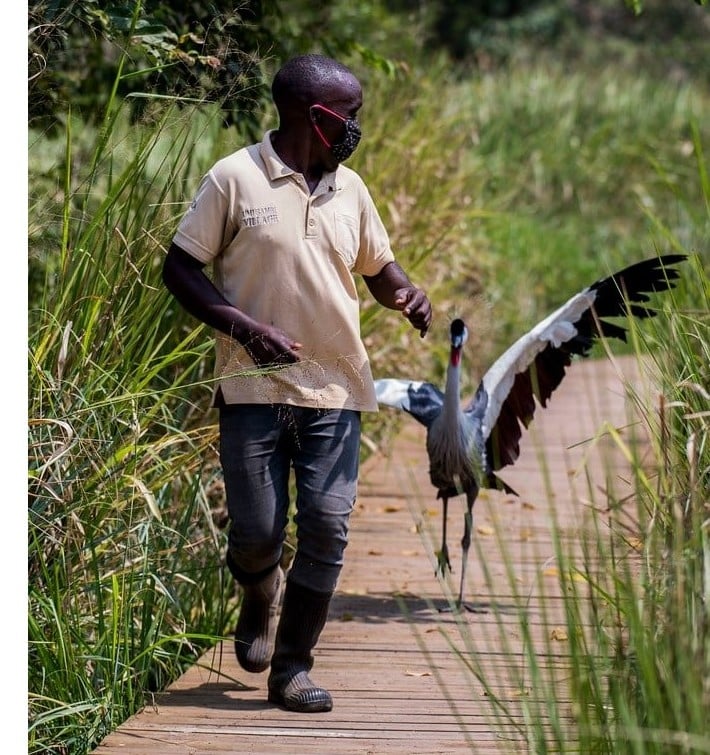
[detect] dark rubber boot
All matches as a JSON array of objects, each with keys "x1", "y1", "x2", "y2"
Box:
[
  {"x1": 267, "y1": 580, "x2": 333, "y2": 712},
  {"x1": 232, "y1": 560, "x2": 283, "y2": 673}
]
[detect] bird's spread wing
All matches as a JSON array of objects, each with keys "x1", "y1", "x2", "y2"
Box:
[
  {"x1": 468, "y1": 254, "x2": 686, "y2": 473},
  {"x1": 374, "y1": 379, "x2": 444, "y2": 428}
]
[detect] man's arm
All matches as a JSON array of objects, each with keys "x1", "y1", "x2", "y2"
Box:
[
  {"x1": 363, "y1": 261, "x2": 432, "y2": 337},
  {"x1": 162, "y1": 242, "x2": 301, "y2": 365}
]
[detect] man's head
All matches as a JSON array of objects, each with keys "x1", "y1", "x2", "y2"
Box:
[{"x1": 272, "y1": 54, "x2": 363, "y2": 167}]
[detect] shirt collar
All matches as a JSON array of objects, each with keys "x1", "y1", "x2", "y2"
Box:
[{"x1": 259, "y1": 130, "x2": 339, "y2": 193}]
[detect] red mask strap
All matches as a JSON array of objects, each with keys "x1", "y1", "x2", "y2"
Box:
[{"x1": 310, "y1": 104, "x2": 346, "y2": 149}]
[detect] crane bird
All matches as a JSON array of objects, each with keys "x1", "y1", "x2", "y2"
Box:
[{"x1": 374, "y1": 254, "x2": 686, "y2": 612}]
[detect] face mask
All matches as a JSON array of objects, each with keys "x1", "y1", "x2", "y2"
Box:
[{"x1": 310, "y1": 103, "x2": 362, "y2": 162}]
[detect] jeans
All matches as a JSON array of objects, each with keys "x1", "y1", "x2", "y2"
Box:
[{"x1": 219, "y1": 404, "x2": 361, "y2": 594}]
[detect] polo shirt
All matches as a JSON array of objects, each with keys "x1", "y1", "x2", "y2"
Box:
[{"x1": 172, "y1": 130, "x2": 396, "y2": 411}]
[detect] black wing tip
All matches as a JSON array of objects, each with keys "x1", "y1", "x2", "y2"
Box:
[
  {"x1": 591, "y1": 253, "x2": 688, "y2": 289},
  {"x1": 655, "y1": 253, "x2": 687, "y2": 263},
  {"x1": 588, "y1": 253, "x2": 688, "y2": 322},
  {"x1": 638, "y1": 252, "x2": 687, "y2": 268}
]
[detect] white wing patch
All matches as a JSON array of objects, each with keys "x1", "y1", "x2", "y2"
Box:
[
  {"x1": 375, "y1": 379, "x2": 428, "y2": 409},
  {"x1": 479, "y1": 288, "x2": 597, "y2": 439}
]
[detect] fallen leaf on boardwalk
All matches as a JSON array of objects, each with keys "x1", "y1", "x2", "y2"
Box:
[
  {"x1": 626, "y1": 537, "x2": 644, "y2": 551},
  {"x1": 476, "y1": 525, "x2": 495, "y2": 536},
  {"x1": 382, "y1": 505, "x2": 402, "y2": 513},
  {"x1": 543, "y1": 567, "x2": 560, "y2": 577},
  {"x1": 339, "y1": 612, "x2": 354, "y2": 622},
  {"x1": 519, "y1": 529, "x2": 532, "y2": 541},
  {"x1": 368, "y1": 549, "x2": 383, "y2": 556},
  {"x1": 522, "y1": 501, "x2": 536, "y2": 510},
  {"x1": 550, "y1": 628, "x2": 568, "y2": 641},
  {"x1": 405, "y1": 670, "x2": 431, "y2": 677}
]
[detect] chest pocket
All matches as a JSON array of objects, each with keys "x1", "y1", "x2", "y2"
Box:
[{"x1": 334, "y1": 214, "x2": 360, "y2": 267}]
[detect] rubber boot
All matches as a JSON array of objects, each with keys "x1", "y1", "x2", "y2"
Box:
[
  {"x1": 232, "y1": 559, "x2": 283, "y2": 673},
  {"x1": 267, "y1": 579, "x2": 333, "y2": 712}
]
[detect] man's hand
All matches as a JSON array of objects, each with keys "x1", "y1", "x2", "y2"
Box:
[
  {"x1": 394, "y1": 286, "x2": 432, "y2": 338},
  {"x1": 363, "y1": 261, "x2": 433, "y2": 338},
  {"x1": 243, "y1": 324, "x2": 302, "y2": 367}
]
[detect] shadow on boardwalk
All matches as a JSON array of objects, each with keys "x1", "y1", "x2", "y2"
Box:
[{"x1": 93, "y1": 356, "x2": 649, "y2": 754}]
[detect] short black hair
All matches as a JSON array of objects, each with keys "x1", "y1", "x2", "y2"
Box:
[{"x1": 272, "y1": 54, "x2": 357, "y2": 111}]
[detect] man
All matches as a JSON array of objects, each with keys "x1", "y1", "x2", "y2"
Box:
[{"x1": 162, "y1": 54, "x2": 432, "y2": 713}]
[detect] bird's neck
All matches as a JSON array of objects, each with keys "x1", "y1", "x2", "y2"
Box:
[{"x1": 443, "y1": 360, "x2": 463, "y2": 421}]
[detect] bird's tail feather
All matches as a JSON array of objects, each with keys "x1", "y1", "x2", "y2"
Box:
[{"x1": 486, "y1": 473, "x2": 518, "y2": 496}]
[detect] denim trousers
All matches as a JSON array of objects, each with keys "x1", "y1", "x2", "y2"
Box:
[{"x1": 219, "y1": 404, "x2": 361, "y2": 595}]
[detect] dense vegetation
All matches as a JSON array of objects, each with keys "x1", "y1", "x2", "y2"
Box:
[
  {"x1": 28, "y1": 0, "x2": 710, "y2": 137},
  {"x1": 28, "y1": 1, "x2": 708, "y2": 752}
]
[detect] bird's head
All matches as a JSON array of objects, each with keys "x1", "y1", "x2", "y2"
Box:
[{"x1": 449, "y1": 318, "x2": 468, "y2": 367}]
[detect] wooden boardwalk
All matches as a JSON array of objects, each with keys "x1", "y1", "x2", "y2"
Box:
[{"x1": 93, "y1": 356, "x2": 650, "y2": 754}]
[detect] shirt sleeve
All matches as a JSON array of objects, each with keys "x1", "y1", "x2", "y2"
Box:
[
  {"x1": 352, "y1": 181, "x2": 396, "y2": 277},
  {"x1": 172, "y1": 168, "x2": 234, "y2": 264}
]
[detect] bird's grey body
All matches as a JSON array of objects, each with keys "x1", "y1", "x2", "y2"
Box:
[
  {"x1": 374, "y1": 254, "x2": 686, "y2": 611},
  {"x1": 426, "y1": 411, "x2": 480, "y2": 496}
]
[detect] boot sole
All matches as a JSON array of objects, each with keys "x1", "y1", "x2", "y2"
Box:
[{"x1": 267, "y1": 689, "x2": 333, "y2": 713}]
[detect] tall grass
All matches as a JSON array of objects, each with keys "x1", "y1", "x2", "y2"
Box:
[
  {"x1": 28, "y1": 102, "x2": 238, "y2": 753},
  {"x1": 28, "y1": 42, "x2": 709, "y2": 755},
  {"x1": 596, "y1": 250, "x2": 709, "y2": 753},
  {"x1": 550, "y1": 254, "x2": 707, "y2": 754}
]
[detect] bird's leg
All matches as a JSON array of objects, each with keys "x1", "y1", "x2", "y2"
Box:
[
  {"x1": 457, "y1": 489, "x2": 487, "y2": 613},
  {"x1": 435, "y1": 494, "x2": 459, "y2": 614},
  {"x1": 435, "y1": 495, "x2": 452, "y2": 576}
]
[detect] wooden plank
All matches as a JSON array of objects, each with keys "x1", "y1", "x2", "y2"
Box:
[{"x1": 92, "y1": 356, "x2": 645, "y2": 753}]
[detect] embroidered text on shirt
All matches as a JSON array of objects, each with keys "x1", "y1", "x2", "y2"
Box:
[{"x1": 241, "y1": 205, "x2": 279, "y2": 227}]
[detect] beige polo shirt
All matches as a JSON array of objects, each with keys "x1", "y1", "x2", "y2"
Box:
[{"x1": 172, "y1": 130, "x2": 395, "y2": 411}]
